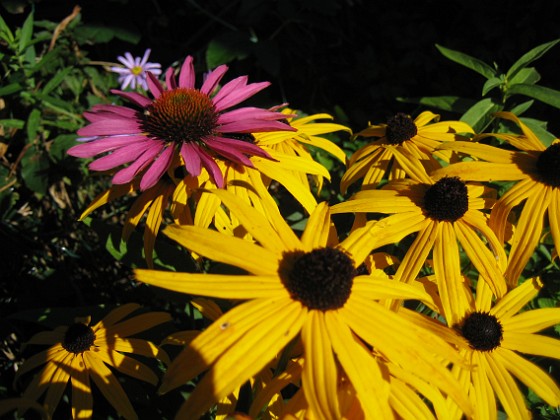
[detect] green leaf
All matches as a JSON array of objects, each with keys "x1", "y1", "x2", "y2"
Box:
[
  {"x1": 74, "y1": 24, "x2": 117, "y2": 44},
  {"x1": 18, "y1": 10, "x2": 34, "y2": 53},
  {"x1": 507, "y1": 84, "x2": 560, "y2": 110},
  {"x1": 206, "y1": 31, "x2": 252, "y2": 68},
  {"x1": 41, "y1": 66, "x2": 74, "y2": 95},
  {"x1": 49, "y1": 134, "x2": 78, "y2": 162},
  {"x1": 460, "y1": 98, "x2": 503, "y2": 133},
  {"x1": 0, "y1": 82, "x2": 23, "y2": 96},
  {"x1": 435, "y1": 44, "x2": 496, "y2": 79},
  {"x1": 0, "y1": 11, "x2": 15, "y2": 43},
  {"x1": 482, "y1": 77, "x2": 502, "y2": 96},
  {"x1": 508, "y1": 67, "x2": 540, "y2": 86},
  {"x1": 506, "y1": 38, "x2": 560, "y2": 80},
  {"x1": 0, "y1": 119, "x2": 25, "y2": 129},
  {"x1": 21, "y1": 145, "x2": 50, "y2": 195},
  {"x1": 509, "y1": 100, "x2": 534, "y2": 116},
  {"x1": 396, "y1": 96, "x2": 476, "y2": 114},
  {"x1": 26, "y1": 109, "x2": 41, "y2": 143}
]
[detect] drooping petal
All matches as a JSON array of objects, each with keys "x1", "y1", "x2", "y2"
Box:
[
  {"x1": 139, "y1": 145, "x2": 174, "y2": 190},
  {"x1": 111, "y1": 89, "x2": 152, "y2": 107},
  {"x1": 111, "y1": 143, "x2": 165, "y2": 185},
  {"x1": 78, "y1": 118, "x2": 142, "y2": 137},
  {"x1": 146, "y1": 71, "x2": 163, "y2": 99},
  {"x1": 93, "y1": 348, "x2": 159, "y2": 385},
  {"x1": 68, "y1": 135, "x2": 149, "y2": 158}
]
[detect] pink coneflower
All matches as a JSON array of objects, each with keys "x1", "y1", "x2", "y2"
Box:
[
  {"x1": 69, "y1": 56, "x2": 294, "y2": 190},
  {"x1": 110, "y1": 49, "x2": 162, "y2": 90}
]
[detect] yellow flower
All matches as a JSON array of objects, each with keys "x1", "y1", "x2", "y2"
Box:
[
  {"x1": 331, "y1": 146, "x2": 507, "y2": 325},
  {"x1": 434, "y1": 111, "x2": 560, "y2": 286},
  {"x1": 446, "y1": 278, "x2": 560, "y2": 419},
  {"x1": 341, "y1": 111, "x2": 473, "y2": 193},
  {"x1": 135, "y1": 190, "x2": 472, "y2": 419},
  {"x1": 15, "y1": 304, "x2": 170, "y2": 419}
]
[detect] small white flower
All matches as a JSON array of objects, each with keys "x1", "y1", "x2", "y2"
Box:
[{"x1": 110, "y1": 48, "x2": 162, "y2": 90}]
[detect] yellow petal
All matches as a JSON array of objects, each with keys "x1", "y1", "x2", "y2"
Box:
[
  {"x1": 480, "y1": 352, "x2": 530, "y2": 419},
  {"x1": 174, "y1": 300, "x2": 305, "y2": 419},
  {"x1": 135, "y1": 270, "x2": 286, "y2": 299},
  {"x1": 325, "y1": 311, "x2": 392, "y2": 419},
  {"x1": 470, "y1": 351, "x2": 497, "y2": 420},
  {"x1": 84, "y1": 352, "x2": 138, "y2": 420},
  {"x1": 494, "y1": 347, "x2": 560, "y2": 407},
  {"x1": 491, "y1": 277, "x2": 543, "y2": 320},
  {"x1": 300, "y1": 311, "x2": 340, "y2": 420},
  {"x1": 388, "y1": 376, "x2": 435, "y2": 420},
  {"x1": 71, "y1": 355, "x2": 93, "y2": 420},
  {"x1": 436, "y1": 141, "x2": 517, "y2": 163},
  {"x1": 78, "y1": 183, "x2": 134, "y2": 221},
  {"x1": 494, "y1": 111, "x2": 546, "y2": 151},
  {"x1": 164, "y1": 224, "x2": 280, "y2": 275},
  {"x1": 93, "y1": 347, "x2": 158, "y2": 385},
  {"x1": 352, "y1": 275, "x2": 433, "y2": 303},
  {"x1": 301, "y1": 202, "x2": 334, "y2": 250},
  {"x1": 121, "y1": 186, "x2": 159, "y2": 241},
  {"x1": 414, "y1": 111, "x2": 440, "y2": 127},
  {"x1": 505, "y1": 188, "x2": 551, "y2": 285},
  {"x1": 144, "y1": 184, "x2": 171, "y2": 268},
  {"x1": 503, "y1": 331, "x2": 560, "y2": 359},
  {"x1": 389, "y1": 146, "x2": 433, "y2": 184},
  {"x1": 548, "y1": 188, "x2": 560, "y2": 262},
  {"x1": 97, "y1": 303, "x2": 141, "y2": 328},
  {"x1": 43, "y1": 352, "x2": 73, "y2": 416},
  {"x1": 502, "y1": 307, "x2": 560, "y2": 333}
]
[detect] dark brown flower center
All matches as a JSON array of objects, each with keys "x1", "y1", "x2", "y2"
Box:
[
  {"x1": 459, "y1": 311, "x2": 503, "y2": 351},
  {"x1": 536, "y1": 143, "x2": 560, "y2": 187},
  {"x1": 140, "y1": 88, "x2": 219, "y2": 144},
  {"x1": 423, "y1": 177, "x2": 468, "y2": 221},
  {"x1": 62, "y1": 323, "x2": 96, "y2": 354},
  {"x1": 281, "y1": 247, "x2": 356, "y2": 310},
  {"x1": 385, "y1": 113, "x2": 418, "y2": 145}
]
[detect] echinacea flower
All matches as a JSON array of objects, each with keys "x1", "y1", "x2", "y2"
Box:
[
  {"x1": 331, "y1": 146, "x2": 507, "y2": 325},
  {"x1": 445, "y1": 277, "x2": 560, "y2": 419},
  {"x1": 110, "y1": 48, "x2": 162, "y2": 90},
  {"x1": 68, "y1": 55, "x2": 294, "y2": 191},
  {"x1": 434, "y1": 111, "x2": 560, "y2": 286},
  {"x1": 341, "y1": 111, "x2": 473, "y2": 193},
  {"x1": 15, "y1": 304, "x2": 170, "y2": 419},
  {"x1": 136, "y1": 190, "x2": 472, "y2": 419}
]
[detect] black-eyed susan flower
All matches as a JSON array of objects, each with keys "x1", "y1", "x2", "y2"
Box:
[
  {"x1": 445, "y1": 277, "x2": 560, "y2": 419},
  {"x1": 434, "y1": 111, "x2": 560, "y2": 286},
  {"x1": 15, "y1": 304, "x2": 170, "y2": 419},
  {"x1": 331, "y1": 146, "x2": 507, "y2": 325},
  {"x1": 135, "y1": 190, "x2": 472, "y2": 419},
  {"x1": 341, "y1": 111, "x2": 473, "y2": 193}
]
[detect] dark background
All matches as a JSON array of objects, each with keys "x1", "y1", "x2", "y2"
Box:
[{"x1": 4, "y1": 0, "x2": 560, "y2": 130}]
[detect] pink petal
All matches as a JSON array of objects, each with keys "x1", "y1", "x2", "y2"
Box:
[
  {"x1": 205, "y1": 139, "x2": 253, "y2": 167},
  {"x1": 213, "y1": 79, "x2": 270, "y2": 112},
  {"x1": 207, "y1": 136, "x2": 272, "y2": 159},
  {"x1": 91, "y1": 104, "x2": 138, "y2": 118},
  {"x1": 178, "y1": 56, "x2": 195, "y2": 89},
  {"x1": 88, "y1": 143, "x2": 150, "y2": 171},
  {"x1": 200, "y1": 64, "x2": 228, "y2": 95},
  {"x1": 112, "y1": 143, "x2": 165, "y2": 184},
  {"x1": 211, "y1": 76, "x2": 247, "y2": 107},
  {"x1": 198, "y1": 147, "x2": 224, "y2": 187},
  {"x1": 67, "y1": 135, "x2": 149, "y2": 158},
  {"x1": 218, "y1": 107, "x2": 288, "y2": 124},
  {"x1": 218, "y1": 119, "x2": 295, "y2": 133},
  {"x1": 140, "y1": 145, "x2": 175, "y2": 190},
  {"x1": 111, "y1": 90, "x2": 152, "y2": 107},
  {"x1": 180, "y1": 142, "x2": 202, "y2": 176},
  {"x1": 78, "y1": 118, "x2": 142, "y2": 136},
  {"x1": 165, "y1": 67, "x2": 177, "y2": 90},
  {"x1": 147, "y1": 71, "x2": 163, "y2": 99}
]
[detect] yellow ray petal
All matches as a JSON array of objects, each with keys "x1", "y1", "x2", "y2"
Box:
[
  {"x1": 433, "y1": 222, "x2": 470, "y2": 326},
  {"x1": 470, "y1": 351, "x2": 497, "y2": 420},
  {"x1": 389, "y1": 146, "x2": 433, "y2": 184},
  {"x1": 353, "y1": 275, "x2": 432, "y2": 303},
  {"x1": 433, "y1": 161, "x2": 525, "y2": 183},
  {"x1": 93, "y1": 348, "x2": 158, "y2": 384},
  {"x1": 502, "y1": 307, "x2": 560, "y2": 333},
  {"x1": 454, "y1": 219, "x2": 507, "y2": 297},
  {"x1": 96, "y1": 303, "x2": 141, "y2": 328},
  {"x1": 414, "y1": 111, "x2": 440, "y2": 127},
  {"x1": 325, "y1": 311, "x2": 392, "y2": 419},
  {"x1": 194, "y1": 188, "x2": 221, "y2": 228},
  {"x1": 70, "y1": 355, "x2": 92, "y2": 420},
  {"x1": 78, "y1": 183, "x2": 134, "y2": 221},
  {"x1": 491, "y1": 277, "x2": 542, "y2": 320},
  {"x1": 548, "y1": 189, "x2": 560, "y2": 261},
  {"x1": 174, "y1": 300, "x2": 305, "y2": 419},
  {"x1": 94, "y1": 337, "x2": 169, "y2": 365},
  {"x1": 389, "y1": 377, "x2": 434, "y2": 420},
  {"x1": 489, "y1": 178, "x2": 535, "y2": 242},
  {"x1": 26, "y1": 330, "x2": 64, "y2": 346},
  {"x1": 252, "y1": 158, "x2": 318, "y2": 214},
  {"x1": 99, "y1": 311, "x2": 170, "y2": 339},
  {"x1": 474, "y1": 275, "x2": 494, "y2": 313},
  {"x1": 84, "y1": 351, "x2": 137, "y2": 420},
  {"x1": 16, "y1": 345, "x2": 66, "y2": 379},
  {"x1": 160, "y1": 298, "x2": 295, "y2": 393},
  {"x1": 135, "y1": 270, "x2": 286, "y2": 299},
  {"x1": 503, "y1": 331, "x2": 560, "y2": 359},
  {"x1": 298, "y1": 133, "x2": 348, "y2": 162},
  {"x1": 494, "y1": 347, "x2": 560, "y2": 407},
  {"x1": 208, "y1": 188, "x2": 286, "y2": 254},
  {"x1": 505, "y1": 188, "x2": 551, "y2": 285},
  {"x1": 43, "y1": 352, "x2": 73, "y2": 416},
  {"x1": 144, "y1": 184, "x2": 171, "y2": 268},
  {"x1": 300, "y1": 311, "x2": 340, "y2": 420},
  {"x1": 494, "y1": 111, "x2": 546, "y2": 151},
  {"x1": 301, "y1": 202, "x2": 333, "y2": 250},
  {"x1": 264, "y1": 149, "x2": 331, "y2": 178},
  {"x1": 436, "y1": 141, "x2": 517, "y2": 163},
  {"x1": 341, "y1": 214, "x2": 427, "y2": 267},
  {"x1": 461, "y1": 210, "x2": 507, "y2": 272},
  {"x1": 164, "y1": 224, "x2": 280, "y2": 275},
  {"x1": 160, "y1": 330, "x2": 199, "y2": 347},
  {"x1": 480, "y1": 352, "x2": 530, "y2": 419},
  {"x1": 121, "y1": 186, "x2": 160, "y2": 241}
]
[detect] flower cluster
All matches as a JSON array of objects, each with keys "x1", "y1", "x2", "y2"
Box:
[{"x1": 9, "y1": 53, "x2": 560, "y2": 420}]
